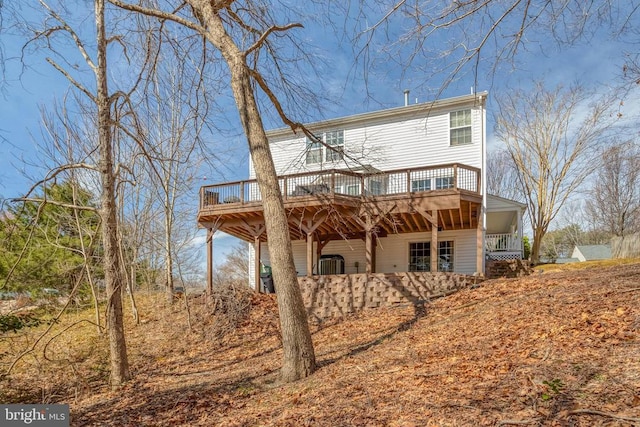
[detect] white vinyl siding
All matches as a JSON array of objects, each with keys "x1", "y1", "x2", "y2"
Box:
[
  {"x1": 259, "y1": 106, "x2": 483, "y2": 179},
  {"x1": 253, "y1": 230, "x2": 479, "y2": 279}
]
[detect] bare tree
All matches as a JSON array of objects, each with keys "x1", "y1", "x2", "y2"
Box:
[
  {"x1": 585, "y1": 140, "x2": 640, "y2": 237},
  {"x1": 110, "y1": 0, "x2": 317, "y2": 381},
  {"x1": 138, "y1": 45, "x2": 212, "y2": 304},
  {"x1": 95, "y1": 0, "x2": 131, "y2": 386},
  {"x1": 215, "y1": 242, "x2": 250, "y2": 287},
  {"x1": 22, "y1": 0, "x2": 138, "y2": 386},
  {"x1": 486, "y1": 149, "x2": 522, "y2": 201},
  {"x1": 494, "y1": 82, "x2": 618, "y2": 264},
  {"x1": 348, "y1": 1, "x2": 639, "y2": 95}
]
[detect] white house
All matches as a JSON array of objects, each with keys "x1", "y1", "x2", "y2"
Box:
[{"x1": 197, "y1": 92, "x2": 525, "y2": 290}]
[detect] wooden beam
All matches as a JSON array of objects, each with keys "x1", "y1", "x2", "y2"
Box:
[
  {"x1": 365, "y1": 227, "x2": 374, "y2": 274},
  {"x1": 431, "y1": 209, "x2": 438, "y2": 272},
  {"x1": 306, "y1": 231, "x2": 314, "y2": 276},
  {"x1": 414, "y1": 207, "x2": 437, "y2": 227},
  {"x1": 438, "y1": 210, "x2": 447, "y2": 231},
  {"x1": 255, "y1": 236, "x2": 262, "y2": 292},
  {"x1": 206, "y1": 228, "x2": 214, "y2": 295}
]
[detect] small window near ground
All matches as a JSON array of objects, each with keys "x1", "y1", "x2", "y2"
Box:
[
  {"x1": 450, "y1": 109, "x2": 472, "y2": 146},
  {"x1": 409, "y1": 242, "x2": 430, "y2": 271},
  {"x1": 409, "y1": 241, "x2": 454, "y2": 272}
]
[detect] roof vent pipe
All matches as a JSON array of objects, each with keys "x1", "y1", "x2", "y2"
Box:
[{"x1": 404, "y1": 89, "x2": 409, "y2": 106}]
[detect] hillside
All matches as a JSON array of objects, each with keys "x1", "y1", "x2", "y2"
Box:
[{"x1": 2, "y1": 261, "x2": 640, "y2": 426}]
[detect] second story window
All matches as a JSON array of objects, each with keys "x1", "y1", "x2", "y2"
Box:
[
  {"x1": 306, "y1": 130, "x2": 344, "y2": 164},
  {"x1": 450, "y1": 109, "x2": 472, "y2": 146},
  {"x1": 306, "y1": 134, "x2": 323, "y2": 164},
  {"x1": 325, "y1": 130, "x2": 344, "y2": 162}
]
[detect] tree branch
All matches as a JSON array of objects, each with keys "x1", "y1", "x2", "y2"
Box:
[
  {"x1": 108, "y1": 0, "x2": 207, "y2": 35},
  {"x1": 10, "y1": 197, "x2": 98, "y2": 212},
  {"x1": 46, "y1": 58, "x2": 96, "y2": 103},
  {"x1": 244, "y1": 22, "x2": 303, "y2": 58}
]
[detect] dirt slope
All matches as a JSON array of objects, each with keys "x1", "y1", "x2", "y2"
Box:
[{"x1": 11, "y1": 262, "x2": 640, "y2": 426}]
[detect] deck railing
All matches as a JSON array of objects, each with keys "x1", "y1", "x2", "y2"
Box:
[
  {"x1": 485, "y1": 233, "x2": 522, "y2": 252},
  {"x1": 200, "y1": 163, "x2": 481, "y2": 209}
]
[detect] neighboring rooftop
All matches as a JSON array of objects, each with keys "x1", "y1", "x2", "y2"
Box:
[{"x1": 572, "y1": 244, "x2": 612, "y2": 262}]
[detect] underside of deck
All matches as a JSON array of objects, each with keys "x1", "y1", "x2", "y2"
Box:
[{"x1": 197, "y1": 190, "x2": 482, "y2": 243}]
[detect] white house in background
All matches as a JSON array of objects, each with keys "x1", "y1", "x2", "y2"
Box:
[
  {"x1": 197, "y1": 92, "x2": 525, "y2": 290},
  {"x1": 571, "y1": 245, "x2": 612, "y2": 262}
]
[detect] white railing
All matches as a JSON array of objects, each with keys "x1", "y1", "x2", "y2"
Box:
[
  {"x1": 486, "y1": 233, "x2": 521, "y2": 252},
  {"x1": 199, "y1": 163, "x2": 481, "y2": 209}
]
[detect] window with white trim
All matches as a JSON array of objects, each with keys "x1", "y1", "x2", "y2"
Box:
[
  {"x1": 346, "y1": 184, "x2": 360, "y2": 195},
  {"x1": 411, "y1": 178, "x2": 431, "y2": 192},
  {"x1": 436, "y1": 176, "x2": 454, "y2": 189},
  {"x1": 450, "y1": 109, "x2": 472, "y2": 146},
  {"x1": 325, "y1": 130, "x2": 344, "y2": 162},
  {"x1": 408, "y1": 241, "x2": 454, "y2": 272},
  {"x1": 305, "y1": 134, "x2": 323, "y2": 165},
  {"x1": 305, "y1": 130, "x2": 344, "y2": 164}
]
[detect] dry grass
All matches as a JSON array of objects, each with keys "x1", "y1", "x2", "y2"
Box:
[{"x1": 1, "y1": 261, "x2": 640, "y2": 426}]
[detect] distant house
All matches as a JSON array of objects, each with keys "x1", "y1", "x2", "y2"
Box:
[
  {"x1": 571, "y1": 245, "x2": 612, "y2": 262},
  {"x1": 197, "y1": 92, "x2": 526, "y2": 290}
]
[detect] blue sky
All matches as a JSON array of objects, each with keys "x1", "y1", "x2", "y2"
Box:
[{"x1": 1, "y1": 2, "x2": 638, "y2": 261}]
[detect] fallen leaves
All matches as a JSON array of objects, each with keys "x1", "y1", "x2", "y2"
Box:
[{"x1": 2, "y1": 262, "x2": 640, "y2": 425}]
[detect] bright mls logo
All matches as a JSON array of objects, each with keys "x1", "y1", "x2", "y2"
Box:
[{"x1": 1, "y1": 405, "x2": 69, "y2": 426}]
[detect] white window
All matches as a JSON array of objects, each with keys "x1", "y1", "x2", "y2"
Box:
[
  {"x1": 450, "y1": 109, "x2": 472, "y2": 146},
  {"x1": 306, "y1": 134, "x2": 323, "y2": 165},
  {"x1": 346, "y1": 184, "x2": 360, "y2": 195},
  {"x1": 325, "y1": 130, "x2": 344, "y2": 162},
  {"x1": 305, "y1": 130, "x2": 344, "y2": 164},
  {"x1": 409, "y1": 241, "x2": 454, "y2": 272},
  {"x1": 436, "y1": 176, "x2": 454, "y2": 189},
  {"x1": 367, "y1": 179, "x2": 383, "y2": 195},
  {"x1": 411, "y1": 179, "x2": 431, "y2": 192}
]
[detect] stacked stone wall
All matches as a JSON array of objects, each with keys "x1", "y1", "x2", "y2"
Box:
[
  {"x1": 485, "y1": 259, "x2": 532, "y2": 279},
  {"x1": 297, "y1": 272, "x2": 480, "y2": 322}
]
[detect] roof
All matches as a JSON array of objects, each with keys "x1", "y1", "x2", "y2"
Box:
[
  {"x1": 573, "y1": 245, "x2": 612, "y2": 261},
  {"x1": 487, "y1": 194, "x2": 527, "y2": 210},
  {"x1": 266, "y1": 92, "x2": 488, "y2": 138}
]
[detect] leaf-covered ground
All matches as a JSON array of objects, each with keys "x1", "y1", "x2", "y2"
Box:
[{"x1": 4, "y1": 261, "x2": 640, "y2": 426}]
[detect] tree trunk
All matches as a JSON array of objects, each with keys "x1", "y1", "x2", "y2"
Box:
[
  {"x1": 231, "y1": 57, "x2": 316, "y2": 382},
  {"x1": 189, "y1": 1, "x2": 316, "y2": 381},
  {"x1": 164, "y1": 192, "x2": 174, "y2": 304},
  {"x1": 96, "y1": 0, "x2": 130, "y2": 387}
]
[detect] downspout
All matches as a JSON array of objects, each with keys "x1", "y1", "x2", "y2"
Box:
[{"x1": 479, "y1": 93, "x2": 487, "y2": 275}]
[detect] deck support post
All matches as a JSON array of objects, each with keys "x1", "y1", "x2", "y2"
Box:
[
  {"x1": 476, "y1": 207, "x2": 484, "y2": 275},
  {"x1": 240, "y1": 221, "x2": 266, "y2": 292},
  {"x1": 296, "y1": 216, "x2": 327, "y2": 276},
  {"x1": 206, "y1": 228, "x2": 214, "y2": 294},
  {"x1": 365, "y1": 228, "x2": 373, "y2": 274},
  {"x1": 430, "y1": 209, "x2": 438, "y2": 272},
  {"x1": 254, "y1": 236, "x2": 262, "y2": 292},
  {"x1": 306, "y1": 231, "x2": 314, "y2": 276}
]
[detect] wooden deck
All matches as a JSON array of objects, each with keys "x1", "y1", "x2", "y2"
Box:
[{"x1": 197, "y1": 163, "x2": 483, "y2": 242}]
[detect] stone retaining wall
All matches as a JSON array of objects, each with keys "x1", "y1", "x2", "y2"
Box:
[
  {"x1": 485, "y1": 259, "x2": 532, "y2": 279},
  {"x1": 298, "y1": 272, "x2": 480, "y2": 322}
]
